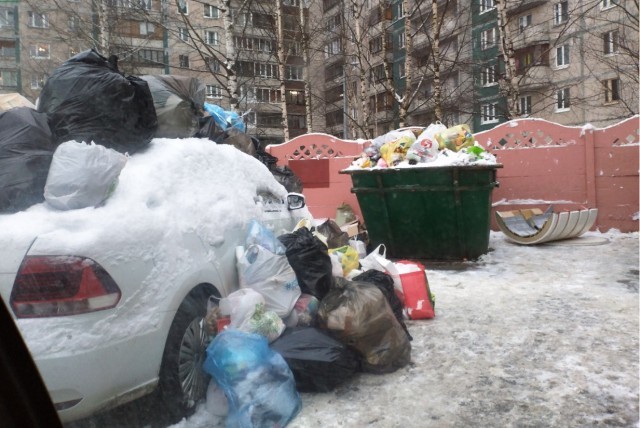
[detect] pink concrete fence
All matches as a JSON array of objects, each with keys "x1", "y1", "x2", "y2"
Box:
[
  {"x1": 475, "y1": 116, "x2": 639, "y2": 232},
  {"x1": 266, "y1": 116, "x2": 639, "y2": 232},
  {"x1": 265, "y1": 133, "x2": 365, "y2": 220}
]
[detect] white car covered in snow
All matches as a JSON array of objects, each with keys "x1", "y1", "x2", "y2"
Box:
[{"x1": 0, "y1": 138, "x2": 310, "y2": 423}]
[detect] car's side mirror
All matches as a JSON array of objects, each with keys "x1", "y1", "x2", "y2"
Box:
[{"x1": 287, "y1": 193, "x2": 306, "y2": 210}]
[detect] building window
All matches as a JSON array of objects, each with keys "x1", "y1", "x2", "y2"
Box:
[
  {"x1": 233, "y1": 10, "x2": 253, "y2": 26},
  {"x1": 179, "y1": 54, "x2": 189, "y2": 68},
  {"x1": 394, "y1": 2, "x2": 404, "y2": 20},
  {"x1": 254, "y1": 87, "x2": 280, "y2": 103},
  {"x1": 479, "y1": 0, "x2": 495, "y2": 13},
  {"x1": 481, "y1": 27, "x2": 496, "y2": 50},
  {"x1": 601, "y1": 0, "x2": 616, "y2": 9},
  {"x1": 518, "y1": 51, "x2": 534, "y2": 73},
  {"x1": 285, "y1": 41, "x2": 301, "y2": 55},
  {"x1": 177, "y1": 0, "x2": 188, "y2": 14},
  {"x1": 481, "y1": 103, "x2": 499, "y2": 124},
  {"x1": 603, "y1": 30, "x2": 619, "y2": 54},
  {"x1": 28, "y1": 11, "x2": 48, "y2": 28},
  {"x1": 0, "y1": 69, "x2": 18, "y2": 87},
  {"x1": 204, "y1": 4, "x2": 219, "y2": 18},
  {"x1": 481, "y1": 64, "x2": 497, "y2": 86},
  {"x1": 30, "y1": 74, "x2": 46, "y2": 90},
  {"x1": 285, "y1": 65, "x2": 303, "y2": 80},
  {"x1": 140, "y1": 21, "x2": 154, "y2": 35},
  {"x1": 603, "y1": 78, "x2": 620, "y2": 103},
  {"x1": 398, "y1": 62, "x2": 406, "y2": 78},
  {"x1": 556, "y1": 45, "x2": 570, "y2": 67},
  {"x1": 285, "y1": 90, "x2": 305, "y2": 105},
  {"x1": 370, "y1": 35, "x2": 383, "y2": 53},
  {"x1": 68, "y1": 15, "x2": 80, "y2": 32},
  {"x1": 397, "y1": 31, "x2": 405, "y2": 49},
  {"x1": 326, "y1": 39, "x2": 342, "y2": 57},
  {"x1": 205, "y1": 57, "x2": 220, "y2": 73},
  {"x1": 136, "y1": 48, "x2": 164, "y2": 65},
  {"x1": 255, "y1": 62, "x2": 278, "y2": 79},
  {"x1": 30, "y1": 44, "x2": 50, "y2": 59},
  {"x1": 519, "y1": 14, "x2": 532, "y2": 32},
  {"x1": 206, "y1": 84, "x2": 222, "y2": 99},
  {"x1": 205, "y1": 31, "x2": 219, "y2": 45},
  {"x1": 554, "y1": 1, "x2": 568, "y2": 25},
  {"x1": 139, "y1": 0, "x2": 151, "y2": 9},
  {"x1": 288, "y1": 114, "x2": 306, "y2": 129},
  {"x1": 326, "y1": 13, "x2": 341, "y2": 31},
  {"x1": 519, "y1": 95, "x2": 532, "y2": 116},
  {"x1": 0, "y1": 8, "x2": 15, "y2": 29},
  {"x1": 178, "y1": 28, "x2": 189, "y2": 41},
  {"x1": 556, "y1": 87, "x2": 570, "y2": 111}
]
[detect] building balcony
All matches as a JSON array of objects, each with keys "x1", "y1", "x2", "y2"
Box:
[
  {"x1": 517, "y1": 64, "x2": 551, "y2": 90},
  {"x1": 512, "y1": 22, "x2": 550, "y2": 51},
  {"x1": 506, "y1": 0, "x2": 548, "y2": 17}
]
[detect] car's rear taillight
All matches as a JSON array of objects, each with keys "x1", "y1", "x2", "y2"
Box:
[{"x1": 10, "y1": 256, "x2": 121, "y2": 318}]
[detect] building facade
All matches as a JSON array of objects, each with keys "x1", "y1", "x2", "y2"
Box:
[{"x1": 0, "y1": 0, "x2": 637, "y2": 142}]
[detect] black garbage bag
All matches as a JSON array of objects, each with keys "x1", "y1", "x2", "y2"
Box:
[
  {"x1": 271, "y1": 327, "x2": 361, "y2": 392},
  {"x1": 0, "y1": 107, "x2": 54, "y2": 213},
  {"x1": 352, "y1": 270, "x2": 412, "y2": 341},
  {"x1": 318, "y1": 277, "x2": 412, "y2": 374},
  {"x1": 37, "y1": 49, "x2": 157, "y2": 154},
  {"x1": 278, "y1": 227, "x2": 334, "y2": 301},
  {"x1": 223, "y1": 128, "x2": 257, "y2": 156},
  {"x1": 194, "y1": 115, "x2": 226, "y2": 143},
  {"x1": 141, "y1": 75, "x2": 205, "y2": 138}
]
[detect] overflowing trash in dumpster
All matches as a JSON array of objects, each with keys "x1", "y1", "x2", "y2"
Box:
[{"x1": 348, "y1": 123, "x2": 498, "y2": 169}]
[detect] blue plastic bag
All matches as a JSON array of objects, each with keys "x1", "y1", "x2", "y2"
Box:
[
  {"x1": 245, "y1": 219, "x2": 287, "y2": 256},
  {"x1": 203, "y1": 330, "x2": 302, "y2": 428},
  {"x1": 204, "y1": 102, "x2": 247, "y2": 133}
]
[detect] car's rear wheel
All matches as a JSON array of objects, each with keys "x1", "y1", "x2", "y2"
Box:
[{"x1": 158, "y1": 287, "x2": 217, "y2": 423}]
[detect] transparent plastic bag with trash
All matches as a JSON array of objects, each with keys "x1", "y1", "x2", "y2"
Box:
[{"x1": 318, "y1": 277, "x2": 411, "y2": 374}]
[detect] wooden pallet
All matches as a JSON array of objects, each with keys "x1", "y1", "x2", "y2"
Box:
[{"x1": 495, "y1": 207, "x2": 598, "y2": 245}]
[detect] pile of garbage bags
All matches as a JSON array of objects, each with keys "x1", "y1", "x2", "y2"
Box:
[
  {"x1": 0, "y1": 48, "x2": 303, "y2": 214},
  {"x1": 351, "y1": 123, "x2": 497, "y2": 169},
  {"x1": 201, "y1": 217, "x2": 436, "y2": 426}
]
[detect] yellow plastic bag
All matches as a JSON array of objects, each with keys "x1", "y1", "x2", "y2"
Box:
[
  {"x1": 328, "y1": 245, "x2": 360, "y2": 276},
  {"x1": 435, "y1": 124, "x2": 474, "y2": 152},
  {"x1": 380, "y1": 135, "x2": 413, "y2": 166}
]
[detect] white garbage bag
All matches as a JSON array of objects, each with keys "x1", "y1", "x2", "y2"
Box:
[{"x1": 44, "y1": 141, "x2": 127, "y2": 210}]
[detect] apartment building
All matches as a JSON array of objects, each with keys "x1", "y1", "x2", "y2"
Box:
[
  {"x1": 473, "y1": 0, "x2": 638, "y2": 130},
  {"x1": 0, "y1": 0, "x2": 320, "y2": 145},
  {"x1": 1, "y1": 0, "x2": 636, "y2": 141}
]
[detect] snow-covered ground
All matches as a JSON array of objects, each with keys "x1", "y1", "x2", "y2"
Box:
[{"x1": 170, "y1": 229, "x2": 639, "y2": 428}]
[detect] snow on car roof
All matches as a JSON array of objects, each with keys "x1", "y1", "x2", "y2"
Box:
[{"x1": 0, "y1": 137, "x2": 287, "y2": 251}]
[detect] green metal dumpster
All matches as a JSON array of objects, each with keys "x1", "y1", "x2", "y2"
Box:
[{"x1": 341, "y1": 165, "x2": 502, "y2": 260}]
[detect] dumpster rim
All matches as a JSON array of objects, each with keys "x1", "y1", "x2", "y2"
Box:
[{"x1": 339, "y1": 164, "x2": 504, "y2": 175}]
